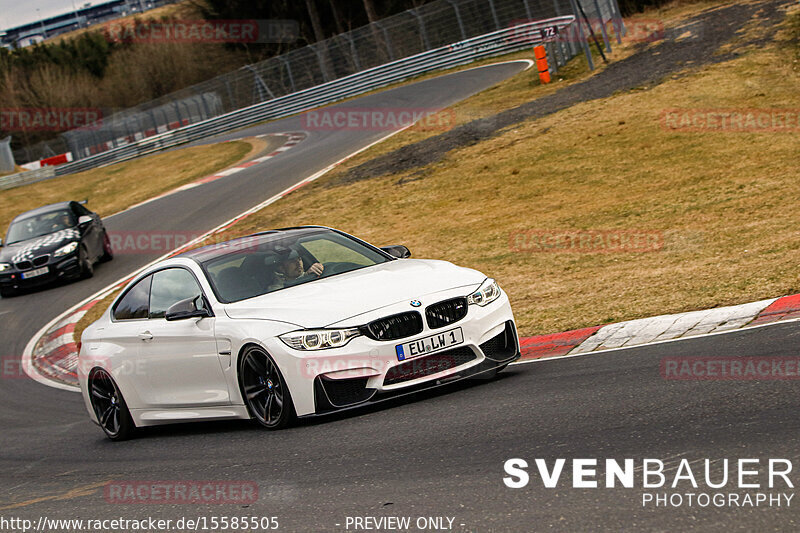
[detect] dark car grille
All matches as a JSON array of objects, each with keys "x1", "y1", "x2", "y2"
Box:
[
  {"x1": 383, "y1": 346, "x2": 477, "y2": 386},
  {"x1": 365, "y1": 311, "x2": 423, "y2": 341},
  {"x1": 479, "y1": 321, "x2": 518, "y2": 362},
  {"x1": 14, "y1": 255, "x2": 49, "y2": 271},
  {"x1": 318, "y1": 376, "x2": 375, "y2": 407},
  {"x1": 426, "y1": 297, "x2": 468, "y2": 329}
]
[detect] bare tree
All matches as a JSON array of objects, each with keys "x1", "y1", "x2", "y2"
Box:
[
  {"x1": 362, "y1": 0, "x2": 379, "y2": 23},
  {"x1": 305, "y1": 0, "x2": 327, "y2": 43},
  {"x1": 328, "y1": 0, "x2": 346, "y2": 33},
  {"x1": 305, "y1": 0, "x2": 333, "y2": 80}
]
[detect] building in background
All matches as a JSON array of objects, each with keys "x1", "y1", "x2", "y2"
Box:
[{"x1": 1, "y1": 0, "x2": 175, "y2": 48}]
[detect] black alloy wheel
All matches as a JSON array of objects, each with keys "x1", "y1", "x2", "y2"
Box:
[
  {"x1": 89, "y1": 368, "x2": 135, "y2": 440},
  {"x1": 239, "y1": 346, "x2": 295, "y2": 429}
]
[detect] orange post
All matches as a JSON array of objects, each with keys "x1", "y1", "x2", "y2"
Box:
[{"x1": 534, "y1": 45, "x2": 550, "y2": 84}]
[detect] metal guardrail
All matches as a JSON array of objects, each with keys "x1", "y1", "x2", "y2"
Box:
[
  {"x1": 53, "y1": 15, "x2": 577, "y2": 177},
  {"x1": 13, "y1": 0, "x2": 624, "y2": 168},
  {"x1": 0, "y1": 166, "x2": 55, "y2": 191},
  {"x1": 58, "y1": 0, "x2": 587, "y2": 162}
]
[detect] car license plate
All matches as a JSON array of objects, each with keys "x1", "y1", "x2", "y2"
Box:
[
  {"x1": 21, "y1": 266, "x2": 48, "y2": 279},
  {"x1": 396, "y1": 327, "x2": 464, "y2": 361}
]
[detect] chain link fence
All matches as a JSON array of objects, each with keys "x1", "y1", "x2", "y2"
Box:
[{"x1": 12, "y1": 0, "x2": 621, "y2": 166}]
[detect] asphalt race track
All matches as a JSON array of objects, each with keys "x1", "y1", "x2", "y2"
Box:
[{"x1": 1, "y1": 61, "x2": 799, "y2": 531}]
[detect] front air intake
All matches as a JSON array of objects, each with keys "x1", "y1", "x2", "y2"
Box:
[{"x1": 383, "y1": 347, "x2": 477, "y2": 386}]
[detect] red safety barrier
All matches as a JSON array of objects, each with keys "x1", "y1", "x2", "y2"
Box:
[{"x1": 39, "y1": 153, "x2": 71, "y2": 167}]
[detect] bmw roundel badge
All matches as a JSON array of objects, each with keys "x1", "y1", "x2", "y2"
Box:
[{"x1": 410, "y1": 300, "x2": 422, "y2": 307}]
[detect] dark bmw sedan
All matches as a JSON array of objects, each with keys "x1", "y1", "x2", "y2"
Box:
[{"x1": 0, "y1": 201, "x2": 113, "y2": 297}]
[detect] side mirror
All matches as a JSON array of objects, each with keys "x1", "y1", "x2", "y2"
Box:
[
  {"x1": 165, "y1": 295, "x2": 212, "y2": 321},
  {"x1": 77, "y1": 215, "x2": 92, "y2": 227},
  {"x1": 381, "y1": 245, "x2": 411, "y2": 259}
]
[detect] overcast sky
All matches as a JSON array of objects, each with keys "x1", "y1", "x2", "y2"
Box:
[{"x1": 0, "y1": 0, "x2": 90, "y2": 31}]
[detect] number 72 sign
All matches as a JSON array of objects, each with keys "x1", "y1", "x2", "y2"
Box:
[{"x1": 540, "y1": 26, "x2": 559, "y2": 40}]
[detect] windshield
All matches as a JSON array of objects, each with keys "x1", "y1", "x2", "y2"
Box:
[
  {"x1": 6, "y1": 210, "x2": 76, "y2": 245},
  {"x1": 201, "y1": 229, "x2": 391, "y2": 303}
]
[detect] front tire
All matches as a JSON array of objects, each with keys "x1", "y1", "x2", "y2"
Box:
[
  {"x1": 89, "y1": 369, "x2": 135, "y2": 441},
  {"x1": 78, "y1": 245, "x2": 94, "y2": 279},
  {"x1": 239, "y1": 345, "x2": 295, "y2": 430},
  {"x1": 0, "y1": 286, "x2": 15, "y2": 298}
]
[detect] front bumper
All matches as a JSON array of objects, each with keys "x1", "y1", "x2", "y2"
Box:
[
  {"x1": 312, "y1": 320, "x2": 519, "y2": 414},
  {"x1": 0, "y1": 254, "x2": 80, "y2": 291},
  {"x1": 271, "y1": 290, "x2": 518, "y2": 417}
]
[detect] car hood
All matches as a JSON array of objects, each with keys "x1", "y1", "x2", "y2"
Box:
[
  {"x1": 0, "y1": 228, "x2": 81, "y2": 264},
  {"x1": 223, "y1": 258, "x2": 486, "y2": 328}
]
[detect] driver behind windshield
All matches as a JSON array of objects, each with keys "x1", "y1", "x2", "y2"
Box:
[
  {"x1": 268, "y1": 248, "x2": 323, "y2": 290},
  {"x1": 50, "y1": 213, "x2": 73, "y2": 232}
]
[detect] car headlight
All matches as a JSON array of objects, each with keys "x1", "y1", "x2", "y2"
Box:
[
  {"x1": 279, "y1": 328, "x2": 361, "y2": 351},
  {"x1": 467, "y1": 278, "x2": 502, "y2": 306},
  {"x1": 53, "y1": 241, "x2": 79, "y2": 257},
  {"x1": 0, "y1": 263, "x2": 10, "y2": 272}
]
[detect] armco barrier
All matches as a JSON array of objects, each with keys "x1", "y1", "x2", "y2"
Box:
[
  {"x1": 51, "y1": 16, "x2": 577, "y2": 177},
  {"x1": 55, "y1": 0, "x2": 619, "y2": 162},
  {"x1": 0, "y1": 166, "x2": 56, "y2": 191}
]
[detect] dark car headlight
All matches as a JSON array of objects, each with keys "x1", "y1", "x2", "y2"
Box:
[
  {"x1": 0, "y1": 263, "x2": 10, "y2": 272},
  {"x1": 53, "y1": 241, "x2": 79, "y2": 258}
]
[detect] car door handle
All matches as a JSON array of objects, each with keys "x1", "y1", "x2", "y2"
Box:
[{"x1": 138, "y1": 331, "x2": 153, "y2": 341}]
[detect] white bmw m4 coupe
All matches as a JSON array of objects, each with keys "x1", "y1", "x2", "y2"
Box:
[{"x1": 79, "y1": 227, "x2": 519, "y2": 440}]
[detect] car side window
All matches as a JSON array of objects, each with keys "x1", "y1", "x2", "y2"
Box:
[
  {"x1": 301, "y1": 238, "x2": 373, "y2": 266},
  {"x1": 113, "y1": 275, "x2": 152, "y2": 320},
  {"x1": 149, "y1": 268, "x2": 204, "y2": 319}
]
